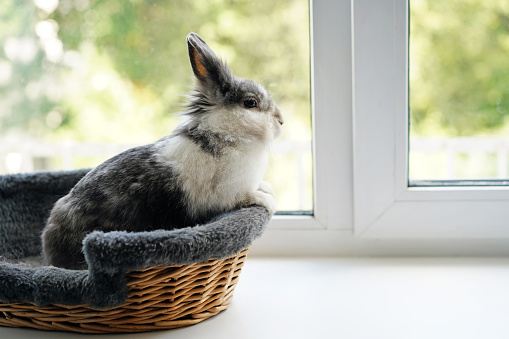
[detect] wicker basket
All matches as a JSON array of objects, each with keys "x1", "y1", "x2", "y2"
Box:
[{"x1": 0, "y1": 248, "x2": 248, "y2": 334}]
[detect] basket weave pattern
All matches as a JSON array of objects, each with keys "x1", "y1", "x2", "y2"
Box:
[{"x1": 0, "y1": 249, "x2": 248, "y2": 333}]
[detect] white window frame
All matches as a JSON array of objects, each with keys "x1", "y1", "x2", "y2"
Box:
[
  {"x1": 268, "y1": 0, "x2": 354, "y2": 232},
  {"x1": 258, "y1": 0, "x2": 509, "y2": 256},
  {"x1": 352, "y1": 0, "x2": 509, "y2": 238}
]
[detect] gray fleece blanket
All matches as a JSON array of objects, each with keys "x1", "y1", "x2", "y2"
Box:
[{"x1": 0, "y1": 170, "x2": 270, "y2": 308}]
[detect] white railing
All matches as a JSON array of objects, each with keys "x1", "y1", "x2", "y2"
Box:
[
  {"x1": 0, "y1": 139, "x2": 312, "y2": 210},
  {"x1": 0, "y1": 139, "x2": 311, "y2": 169},
  {"x1": 4, "y1": 137, "x2": 508, "y2": 205},
  {"x1": 0, "y1": 140, "x2": 139, "y2": 173},
  {"x1": 3, "y1": 137, "x2": 509, "y2": 175},
  {"x1": 410, "y1": 137, "x2": 509, "y2": 180}
]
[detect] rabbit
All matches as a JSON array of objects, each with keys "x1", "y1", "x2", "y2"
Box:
[{"x1": 41, "y1": 32, "x2": 284, "y2": 269}]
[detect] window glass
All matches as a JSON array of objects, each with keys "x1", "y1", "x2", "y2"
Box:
[
  {"x1": 409, "y1": 0, "x2": 509, "y2": 184},
  {"x1": 0, "y1": 0, "x2": 312, "y2": 212}
]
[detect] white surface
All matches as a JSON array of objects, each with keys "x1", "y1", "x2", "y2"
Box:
[{"x1": 2, "y1": 257, "x2": 509, "y2": 339}]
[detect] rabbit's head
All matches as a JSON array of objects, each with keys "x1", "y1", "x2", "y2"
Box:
[{"x1": 184, "y1": 33, "x2": 284, "y2": 146}]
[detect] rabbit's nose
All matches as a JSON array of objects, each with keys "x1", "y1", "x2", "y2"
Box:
[{"x1": 275, "y1": 108, "x2": 284, "y2": 125}]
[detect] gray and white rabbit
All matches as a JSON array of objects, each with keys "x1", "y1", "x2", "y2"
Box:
[{"x1": 41, "y1": 33, "x2": 284, "y2": 269}]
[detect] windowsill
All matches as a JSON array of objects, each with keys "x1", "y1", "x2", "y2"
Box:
[{"x1": 2, "y1": 257, "x2": 509, "y2": 339}]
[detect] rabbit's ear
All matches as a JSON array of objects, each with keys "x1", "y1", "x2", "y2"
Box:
[{"x1": 187, "y1": 32, "x2": 233, "y2": 94}]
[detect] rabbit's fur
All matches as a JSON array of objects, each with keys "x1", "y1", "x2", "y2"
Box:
[{"x1": 41, "y1": 33, "x2": 284, "y2": 269}]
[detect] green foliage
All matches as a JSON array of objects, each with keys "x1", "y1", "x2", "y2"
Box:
[
  {"x1": 0, "y1": 0, "x2": 313, "y2": 210},
  {"x1": 0, "y1": 0, "x2": 310, "y2": 143},
  {"x1": 410, "y1": 0, "x2": 509, "y2": 137}
]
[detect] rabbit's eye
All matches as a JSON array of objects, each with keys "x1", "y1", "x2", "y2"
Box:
[{"x1": 243, "y1": 98, "x2": 258, "y2": 109}]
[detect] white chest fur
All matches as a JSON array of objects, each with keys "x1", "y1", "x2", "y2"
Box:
[{"x1": 156, "y1": 135, "x2": 269, "y2": 217}]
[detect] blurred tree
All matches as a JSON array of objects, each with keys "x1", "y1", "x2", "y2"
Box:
[
  {"x1": 0, "y1": 1, "x2": 51, "y2": 137},
  {"x1": 5, "y1": 1, "x2": 508, "y2": 141},
  {"x1": 410, "y1": 0, "x2": 509, "y2": 137},
  {"x1": 0, "y1": 0, "x2": 310, "y2": 143},
  {"x1": 0, "y1": 0, "x2": 313, "y2": 211}
]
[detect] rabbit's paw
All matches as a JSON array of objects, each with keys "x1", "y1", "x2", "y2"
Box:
[
  {"x1": 258, "y1": 181, "x2": 275, "y2": 196},
  {"x1": 247, "y1": 189, "x2": 277, "y2": 215}
]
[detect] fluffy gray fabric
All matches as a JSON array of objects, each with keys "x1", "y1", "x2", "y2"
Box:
[{"x1": 0, "y1": 170, "x2": 270, "y2": 308}]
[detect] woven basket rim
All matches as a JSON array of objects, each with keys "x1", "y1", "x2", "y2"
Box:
[{"x1": 0, "y1": 249, "x2": 249, "y2": 333}]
